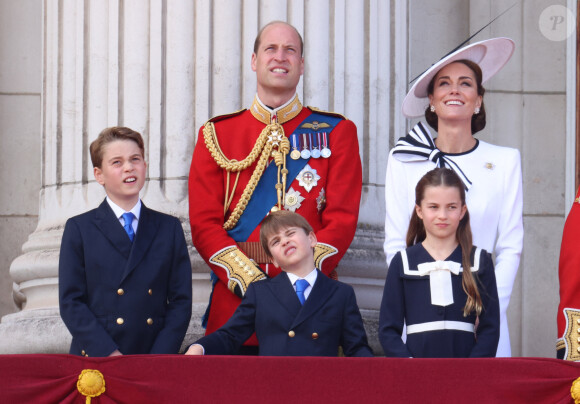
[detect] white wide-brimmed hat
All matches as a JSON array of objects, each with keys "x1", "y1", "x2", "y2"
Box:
[{"x1": 401, "y1": 37, "x2": 515, "y2": 118}]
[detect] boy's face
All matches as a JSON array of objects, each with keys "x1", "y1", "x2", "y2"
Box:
[
  {"x1": 94, "y1": 139, "x2": 146, "y2": 210},
  {"x1": 266, "y1": 226, "x2": 316, "y2": 274}
]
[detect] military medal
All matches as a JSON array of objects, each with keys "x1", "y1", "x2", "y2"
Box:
[
  {"x1": 316, "y1": 188, "x2": 327, "y2": 213},
  {"x1": 290, "y1": 133, "x2": 301, "y2": 160},
  {"x1": 297, "y1": 164, "x2": 320, "y2": 192},
  {"x1": 321, "y1": 132, "x2": 331, "y2": 158},
  {"x1": 311, "y1": 132, "x2": 321, "y2": 158},
  {"x1": 284, "y1": 187, "x2": 305, "y2": 212},
  {"x1": 300, "y1": 133, "x2": 311, "y2": 159}
]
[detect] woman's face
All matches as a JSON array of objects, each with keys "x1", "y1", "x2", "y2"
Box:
[{"x1": 428, "y1": 62, "x2": 482, "y2": 125}]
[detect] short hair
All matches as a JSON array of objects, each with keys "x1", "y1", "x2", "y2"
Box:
[
  {"x1": 425, "y1": 59, "x2": 487, "y2": 134},
  {"x1": 89, "y1": 127, "x2": 145, "y2": 168},
  {"x1": 253, "y1": 21, "x2": 304, "y2": 57},
  {"x1": 260, "y1": 210, "x2": 313, "y2": 257}
]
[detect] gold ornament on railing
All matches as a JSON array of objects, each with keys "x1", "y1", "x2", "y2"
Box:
[
  {"x1": 77, "y1": 369, "x2": 106, "y2": 404},
  {"x1": 572, "y1": 377, "x2": 580, "y2": 404}
]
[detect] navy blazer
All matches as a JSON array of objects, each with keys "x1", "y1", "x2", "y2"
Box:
[
  {"x1": 196, "y1": 271, "x2": 373, "y2": 357},
  {"x1": 59, "y1": 199, "x2": 192, "y2": 356}
]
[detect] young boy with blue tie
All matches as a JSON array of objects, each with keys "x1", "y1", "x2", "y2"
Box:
[
  {"x1": 59, "y1": 127, "x2": 192, "y2": 357},
  {"x1": 185, "y1": 210, "x2": 372, "y2": 356}
]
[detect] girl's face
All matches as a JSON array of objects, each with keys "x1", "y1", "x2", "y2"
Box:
[{"x1": 416, "y1": 185, "x2": 467, "y2": 243}]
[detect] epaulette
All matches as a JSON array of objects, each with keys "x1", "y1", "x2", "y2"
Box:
[
  {"x1": 307, "y1": 106, "x2": 348, "y2": 120},
  {"x1": 206, "y1": 108, "x2": 247, "y2": 124}
]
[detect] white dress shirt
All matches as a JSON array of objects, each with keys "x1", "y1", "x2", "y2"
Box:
[
  {"x1": 106, "y1": 197, "x2": 142, "y2": 234},
  {"x1": 286, "y1": 268, "x2": 318, "y2": 301}
]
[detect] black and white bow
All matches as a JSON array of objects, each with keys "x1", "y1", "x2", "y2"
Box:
[{"x1": 392, "y1": 122, "x2": 472, "y2": 190}]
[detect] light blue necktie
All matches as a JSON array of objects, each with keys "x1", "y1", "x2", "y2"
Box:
[
  {"x1": 122, "y1": 212, "x2": 135, "y2": 242},
  {"x1": 295, "y1": 279, "x2": 309, "y2": 305}
]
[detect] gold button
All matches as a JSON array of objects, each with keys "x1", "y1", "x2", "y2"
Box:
[
  {"x1": 578, "y1": 347, "x2": 580, "y2": 353},
  {"x1": 288, "y1": 330, "x2": 295, "y2": 338},
  {"x1": 147, "y1": 318, "x2": 153, "y2": 325},
  {"x1": 116, "y1": 318, "x2": 124, "y2": 325},
  {"x1": 312, "y1": 332, "x2": 319, "y2": 340},
  {"x1": 271, "y1": 206, "x2": 279, "y2": 212},
  {"x1": 117, "y1": 288, "x2": 124, "y2": 296},
  {"x1": 148, "y1": 289, "x2": 153, "y2": 295},
  {"x1": 577, "y1": 319, "x2": 580, "y2": 325},
  {"x1": 81, "y1": 350, "x2": 86, "y2": 356}
]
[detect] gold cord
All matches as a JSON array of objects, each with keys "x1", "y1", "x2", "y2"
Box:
[{"x1": 204, "y1": 121, "x2": 289, "y2": 230}]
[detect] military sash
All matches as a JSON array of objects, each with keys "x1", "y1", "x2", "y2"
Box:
[{"x1": 227, "y1": 112, "x2": 342, "y2": 242}]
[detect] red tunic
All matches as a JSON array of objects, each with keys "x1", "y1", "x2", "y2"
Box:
[
  {"x1": 557, "y1": 189, "x2": 580, "y2": 360},
  {"x1": 188, "y1": 96, "x2": 362, "y2": 343}
]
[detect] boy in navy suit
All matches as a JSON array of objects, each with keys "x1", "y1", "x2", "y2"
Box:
[
  {"x1": 185, "y1": 210, "x2": 372, "y2": 356},
  {"x1": 59, "y1": 127, "x2": 192, "y2": 357}
]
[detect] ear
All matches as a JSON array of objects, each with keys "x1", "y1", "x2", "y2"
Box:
[
  {"x1": 94, "y1": 167, "x2": 105, "y2": 186},
  {"x1": 299, "y1": 57, "x2": 305, "y2": 76},
  {"x1": 428, "y1": 94, "x2": 434, "y2": 104},
  {"x1": 476, "y1": 95, "x2": 482, "y2": 110},
  {"x1": 308, "y1": 231, "x2": 317, "y2": 248},
  {"x1": 459, "y1": 204, "x2": 467, "y2": 220},
  {"x1": 415, "y1": 204, "x2": 423, "y2": 220},
  {"x1": 251, "y1": 53, "x2": 257, "y2": 72}
]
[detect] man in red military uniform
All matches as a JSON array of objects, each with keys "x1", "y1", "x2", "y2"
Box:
[
  {"x1": 557, "y1": 190, "x2": 580, "y2": 361},
  {"x1": 188, "y1": 21, "x2": 362, "y2": 350}
]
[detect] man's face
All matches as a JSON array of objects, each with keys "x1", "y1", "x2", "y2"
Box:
[{"x1": 251, "y1": 23, "x2": 304, "y2": 101}]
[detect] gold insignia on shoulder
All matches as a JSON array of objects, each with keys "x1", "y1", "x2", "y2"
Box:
[
  {"x1": 207, "y1": 108, "x2": 246, "y2": 124},
  {"x1": 314, "y1": 243, "x2": 338, "y2": 269},
  {"x1": 562, "y1": 308, "x2": 580, "y2": 360},
  {"x1": 307, "y1": 106, "x2": 347, "y2": 120},
  {"x1": 575, "y1": 197, "x2": 580, "y2": 204},
  {"x1": 210, "y1": 246, "x2": 266, "y2": 296},
  {"x1": 484, "y1": 162, "x2": 495, "y2": 170}
]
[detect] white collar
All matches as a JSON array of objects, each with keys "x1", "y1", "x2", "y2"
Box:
[
  {"x1": 106, "y1": 197, "x2": 142, "y2": 220},
  {"x1": 286, "y1": 268, "x2": 318, "y2": 287}
]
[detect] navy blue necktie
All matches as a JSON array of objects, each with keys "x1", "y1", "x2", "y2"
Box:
[
  {"x1": 122, "y1": 212, "x2": 135, "y2": 242},
  {"x1": 295, "y1": 279, "x2": 309, "y2": 305}
]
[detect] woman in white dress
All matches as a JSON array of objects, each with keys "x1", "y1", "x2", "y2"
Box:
[{"x1": 383, "y1": 38, "x2": 523, "y2": 357}]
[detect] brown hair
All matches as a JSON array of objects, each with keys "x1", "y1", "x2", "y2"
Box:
[
  {"x1": 406, "y1": 168, "x2": 483, "y2": 316},
  {"x1": 89, "y1": 127, "x2": 145, "y2": 168},
  {"x1": 253, "y1": 21, "x2": 304, "y2": 57},
  {"x1": 425, "y1": 59, "x2": 486, "y2": 135},
  {"x1": 260, "y1": 210, "x2": 313, "y2": 257}
]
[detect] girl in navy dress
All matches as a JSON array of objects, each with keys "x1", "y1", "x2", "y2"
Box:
[{"x1": 379, "y1": 168, "x2": 499, "y2": 357}]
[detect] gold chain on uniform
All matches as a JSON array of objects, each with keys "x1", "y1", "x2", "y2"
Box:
[{"x1": 203, "y1": 121, "x2": 290, "y2": 230}]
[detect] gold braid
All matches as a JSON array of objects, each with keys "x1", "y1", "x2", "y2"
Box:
[{"x1": 203, "y1": 121, "x2": 289, "y2": 230}]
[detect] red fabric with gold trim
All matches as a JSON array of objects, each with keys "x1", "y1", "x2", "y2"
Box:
[
  {"x1": 558, "y1": 189, "x2": 580, "y2": 343},
  {"x1": 188, "y1": 106, "x2": 362, "y2": 342}
]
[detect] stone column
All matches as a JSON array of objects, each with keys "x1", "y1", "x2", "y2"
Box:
[{"x1": 0, "y1": 0, "x2": 394, "y2": 354}]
